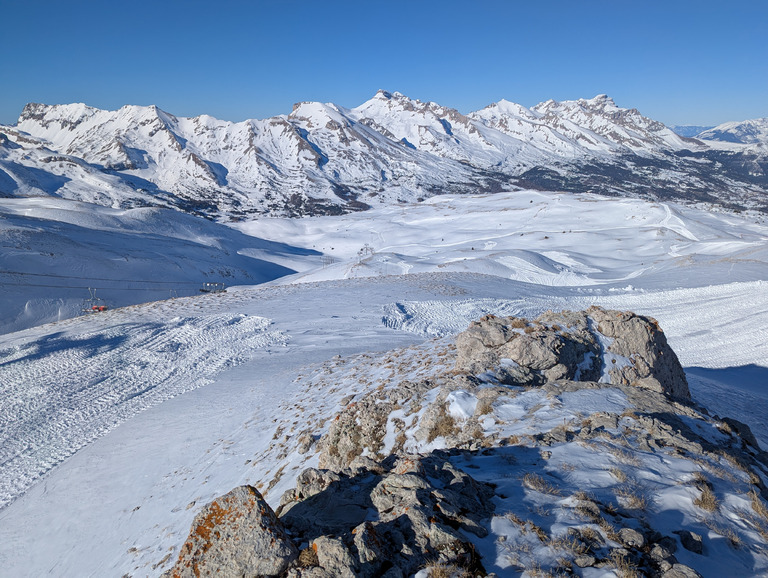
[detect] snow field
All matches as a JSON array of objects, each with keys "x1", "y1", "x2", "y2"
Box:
[
  {"x1": 0, "y1": 197, "x2": 310, "y2": 335},
  {"x1": 243, "y1": 190, "x2": 768, "y2": 291},
  {"x1": 0, "y1": 189, "x2": 766, "y2": 576},
  {"x1": 0, "y1": 305, "x2": 286, "y2": 509}
]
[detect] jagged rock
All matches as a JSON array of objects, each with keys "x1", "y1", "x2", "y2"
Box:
[
  {"x1": 317, "y1": 378, "x2": 438, "y2": 471},
  {"x1": 723, "y1": 417, "x2": 762, "y2": 450},
  {"x1": 164, "y1": 485, "x2": 297, "y2": 578},
  {"x1": 285, "y1": 568, "x2": 333, "y2": 578},
  {"x1": 587, "y1": 306, "x2": 690, "y2": 399},
  {"x1": 654, "y1": 536, "x2": 678, "y2": 556},
  {"x1": 278, "y1": 453, "x2": 493, "y2": 577},
  {"x1": 454, "y1": 306, "x2": 690, "y2": 400},
  {"x1": 574, "y1": 555, "x2": 597, "y2": 567},
  {"x1": 312, "y1": 536, "x2": 357, "y2": 578},
  {"x1": 455, "y1": 311, "x2": 600, "y2": 386},
  {"x1": 280, "y1": 468, "x2": 341, "y2": 506}
]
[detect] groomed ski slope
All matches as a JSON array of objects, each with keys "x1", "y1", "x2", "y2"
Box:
[{"x1": 0, "y1": 191, "x2": 767, "y2": 576}]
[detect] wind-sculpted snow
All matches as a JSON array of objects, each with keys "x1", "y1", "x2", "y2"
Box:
[{"x1": 0, "y1": 311, "x2": 286, "y2": 509}]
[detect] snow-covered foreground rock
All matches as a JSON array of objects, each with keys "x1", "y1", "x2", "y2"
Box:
[
  {"x1": 166, "y1": 307, "x2": 768, "y2": 577},
  {"x1": 0, "y1": 191, "x2": 767, "y2": 576}
]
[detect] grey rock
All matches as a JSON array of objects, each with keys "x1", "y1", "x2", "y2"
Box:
[
  {"x1": 663, "y1": 563, "x2": 703, "y2": 578},
  {"x1": 352, "y1": 521, "x2": 383, "y2": 568},
  {"x1": 650, "y1": 544, "x2": 677, "y2": 563},
  {"x1": 317, "y1": 378, "x2": 436, "y2": 471},
  {"x1": 454, "y1": 307, "x2": 690, "y2": 400},
  {"x1": 285, "y1": 569, "x2": 334, "y2": 578},
  {"x1": 657, "y1": 535, "x2": 679, "y2": 555},
  {"x1": 587, "y1": 306, "x2": 690, "y2": 400},
  {"x1": 658, "y1": 558, "x2": 675, "y2": 572},
  {"x1": 619, "y1": 527, "x2": 645, "y2": 548},
  {"x1": 674, "y1": 530, "x2": 703, "y2": 554},
  {"x1": 313, "y1": 536, "x2": 357, "y2": 578},
  {"x1": 574, "y1": 554, "x2": 597, "y2": 567},
  {"x1": 164, "y1": 485, "x2": 297, "y2": 578},
  {"x1": 455, "y1": 312, "x2": 600, "y2": 386},
  {"x1": 279, "y1": 452, "x2": 493, "y2": 577},
  {"x1": 723, "y1": 417, "x2": 762, "y2": 450}
]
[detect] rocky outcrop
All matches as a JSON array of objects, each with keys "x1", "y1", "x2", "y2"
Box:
[
  {"x1": 164, "y1": 485, "x2": 297, "y2": 577},
  {"x1": 165, "y1": 309, "x2": 768, "y2": 578},
  {"x1": 455, "y1": 305, "x2": 690, "y2": 399},
  {"x1": 277, "y1": 453, "x2": 493, "y2": 577}
]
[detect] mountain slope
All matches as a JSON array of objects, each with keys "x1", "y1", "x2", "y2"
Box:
[
  {"x1": 5, "y1": 93, "x2": 768, "y2": 218},
  {"x1": 697, "y1": 118, "x2": 768, "y2": 145},
  {"x1": 0, "y1": 196, "x2": 316, "y2": 334}
]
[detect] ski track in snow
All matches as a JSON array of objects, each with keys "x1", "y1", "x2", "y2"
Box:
[{"x1": 0, "y1": 308, "x2": 286, "y2": 509}]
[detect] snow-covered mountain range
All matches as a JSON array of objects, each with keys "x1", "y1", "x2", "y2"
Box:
[
  {"x1": 2, "y1": 92, "x2": 767, "y2": 218},
  {"x1": 697, "y1": 118, "x2": 768, "y2": 145}
]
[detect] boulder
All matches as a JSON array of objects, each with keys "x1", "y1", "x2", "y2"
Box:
[
  {"x1": 455, "y1": 306, "x2": 690, "y2": 400},
  {"x1": 164, "y1": 485, "x2": 298, "y2": 577}
]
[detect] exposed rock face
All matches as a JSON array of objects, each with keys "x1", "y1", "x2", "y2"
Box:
[
  {"x1": 277, "y1": 453, "x2": 493, "y2": 577},
  {"x1": 455, "y1": 305, "x2": 690, "y2": 400},
  {"x1": 164, "y1": 485, "x2": 298, "y2": 577}
]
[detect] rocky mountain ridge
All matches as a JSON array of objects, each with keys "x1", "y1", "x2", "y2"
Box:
[
  {"x1": 2, "y1": 93, "x2": 767, "y2": 218},
  {"x1": 165, "y1": 307, "x2": 768, "y2": 577},
  {"x1": 696, "y1": 118, "x2": 768, "y2": 146}
]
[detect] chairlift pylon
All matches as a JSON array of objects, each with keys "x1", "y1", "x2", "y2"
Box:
[{"x1": 81, "y1": 287, "x2": 108, "y2": 313}]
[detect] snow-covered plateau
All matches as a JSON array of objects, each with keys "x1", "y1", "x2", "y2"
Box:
[{"x1": 1, "y1": 185, "x2": 768, "y2": 576}]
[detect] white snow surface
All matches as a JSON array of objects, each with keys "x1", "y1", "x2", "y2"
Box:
[{"x1": 0, "y1": 190, "x2": 767, "y2": 576}]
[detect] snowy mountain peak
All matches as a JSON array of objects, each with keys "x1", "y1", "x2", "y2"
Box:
[
  {"x1": 5, "y1": 93, "x2": 767, "y2": 219},
  {"x1": 289, "y1": 100, "x2": 349, "y2": 127},
  {"x1": 478, "y1": 98, "x2": 540, "y2": 120},
  {"x1": 19, "y1": 102, "x2": 98, "y2": 129},
  {"x1": 528, "y1": 94, "x2": 692, "y2": 153},
  {"x1": 373, "y1": 89, "x2": 396, "y2": 100},
  {"x1": 532, "y1": 94, "x2": 624, "y2": 117},
  {"x1": 697, "y1": 117, "x2": 768, "y2": 145},
  {"x1": 583, "y1": 93, "x2": 618, "y2": 108}
]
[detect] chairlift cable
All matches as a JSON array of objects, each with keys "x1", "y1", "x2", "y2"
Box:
[{"x1": 0, "y1": 269, "x2": 213, "y2": 287}]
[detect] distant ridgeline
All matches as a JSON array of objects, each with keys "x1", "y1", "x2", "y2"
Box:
[
  {"x1": 1, "y1": 93, "x2": 767, "y2": 219},
  {"x1": 164, "y1": 308, "x2": 768, "y2": 577}
]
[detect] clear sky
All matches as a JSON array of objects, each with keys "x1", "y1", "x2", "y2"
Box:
[{"x1": 1, "y1": 0, "x2": 766, "y2": 127}]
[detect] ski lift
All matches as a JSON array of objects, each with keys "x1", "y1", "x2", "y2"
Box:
[
  {"x1": 200, "y1": 282, "x2": 225, "y2": 294},
  {"x1": 81, "y1": 287, "x2": 109, "y2": 313}
]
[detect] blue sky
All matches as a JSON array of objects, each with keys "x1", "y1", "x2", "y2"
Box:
[{"x1": 1, "y1": 0, "x2": 766, "y2": 126}]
